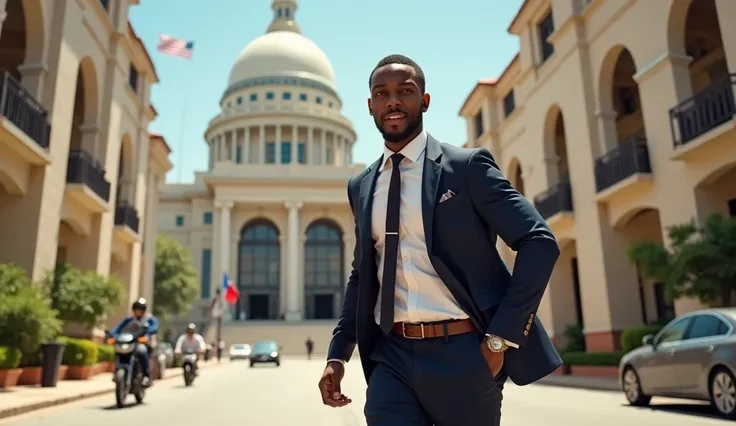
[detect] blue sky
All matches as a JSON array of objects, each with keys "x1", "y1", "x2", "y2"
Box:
[{"x1": 129, "y1": 0, "x2": 524, "y2": 183}]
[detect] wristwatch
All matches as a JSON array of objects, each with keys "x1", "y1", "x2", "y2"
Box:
[{"x1": 486, "y1": 335, "x2": 508, "y2": 353}]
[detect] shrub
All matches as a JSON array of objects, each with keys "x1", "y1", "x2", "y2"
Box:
[
  {"x1": 0, "y1": 347, "x2": 22, "y2": 369},
  {"x1": 45, "y1": 263, "x2": 124, "y2": 327},
  {"x1": 560, "y1": 351, "x2": 624, "y2": 366},
  {"x1": 58, "y1": 337, "x2": 99, "y2": 366},
  {"x1": 621, "y1": 324, "x2": 663, "y2": 353},
  {"x1": 0, "y1": 263, "x2": 31, "y2": 298},
  {"x1": 0, "y1": 286, "x2": 61, "y2": 356},
  {"x1": 97, "y1": 344, "x2": 115, "y2": 363},
  {"x1": 561, "y1": 324, "x2": 586, "y2": 352}
]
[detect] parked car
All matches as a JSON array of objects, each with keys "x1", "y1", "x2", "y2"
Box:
[
  {"x1": 154, "y1": 342, "x2": 175, "y2": 368},
  {"x1": 249, "y1": 340, "x2": 281, "y2": 367},
  {"x1": 229, "y1": 343, "x2": 252, "y2": 360},
  {"x1": 619, "y1": 308, "x2": 736, "y2": 419}
]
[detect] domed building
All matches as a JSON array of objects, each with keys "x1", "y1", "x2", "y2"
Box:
[{"x1": 158, "y1": 0, "x2": 362, "y2": 349}]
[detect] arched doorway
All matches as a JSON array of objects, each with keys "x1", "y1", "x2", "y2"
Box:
[
  {"x1": 236, "y1": 220, "x2": 281, "y2": 320},
  {"x1": 303, "y1": 220, "x2": 344, "y2": 319},
  {"x1": 508, "y1": 158, "x2": 525, "y2": 196}
]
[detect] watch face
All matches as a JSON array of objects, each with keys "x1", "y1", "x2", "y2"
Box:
[{"x1": 489, "y1": 338, "x2": 503, "y2": 351}]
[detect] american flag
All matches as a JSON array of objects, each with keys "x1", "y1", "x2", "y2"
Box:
[{"x1": 157, "y1": 34, "x2": 194, "y2": 59}]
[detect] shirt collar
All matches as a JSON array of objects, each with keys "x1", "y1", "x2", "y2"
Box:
[{"x1": 379, "y1": 130, "x2": 428, "y2": 172}]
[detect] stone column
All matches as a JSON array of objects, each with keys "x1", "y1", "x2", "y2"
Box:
[
  {"x1": 285, "y1": 201, "x2": 303, "y2": 320},
  {"x1": 141, "y1": 171, "x2": 159, "y2": 305},
  {"x1": 217, "y1": 200, "x2": 233, "y2": 281},
  {"x1": 291, "y1": 125, "x2": 298, "y2": 164},
  {"x1": 307, "y1": 126, "x2": 314, "y2": 165},
  {"x1": 243, "y1": 127, "x2": 250, "y2": 164},
  {"x1": 275, "y1": 125, "x2": 282, "y2": 164},
  {"x1": 230, "y1": 130, "x2": 236, "y2": 161},
  {"x1": 321, "y1": 131, "x2": 327, "y2": 165},
  {"x1": 208, "y1": 139, "x2": 214, "y2": 170},
  {"x1": 259, "y1": 124, "x2": 265, "y2": 163}
]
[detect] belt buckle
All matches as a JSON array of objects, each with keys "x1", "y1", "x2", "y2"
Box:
[{"x1": 402, "y1": 323, "x2": 425, "y2": 339}]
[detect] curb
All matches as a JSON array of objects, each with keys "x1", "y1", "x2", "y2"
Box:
[
  {"x1": 534, "y1": 377, "x2": 620, "y2": 393},
  {"x1": 0, "y1": 361, "x2": 226, "y2": 420}
]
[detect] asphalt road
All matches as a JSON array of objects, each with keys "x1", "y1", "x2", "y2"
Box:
[{"x1": 1, "y1": 358, "x2": 728, "y2": 425}]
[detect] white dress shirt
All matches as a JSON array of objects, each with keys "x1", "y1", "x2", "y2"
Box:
[{"x1": 371, "y1": 130, "x2": 468, "y2": 324}]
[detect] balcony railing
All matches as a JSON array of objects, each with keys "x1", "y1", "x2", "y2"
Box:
[
  {"x1": 66, "y1": 149, "x2": 111, "y2": 202},
  {"x1": 594, "y1": 136, "x2": 652, "y2": 193},
  {"x1": 115, "y1": 202, "x2": 140, "y2": 233},
  {"x1": 534, "y1": 181, "x2": 573, "y2": 220},
  {"x1": 0, "y1": 69, "x2": 51, "y2": 149},
  {"x1": 670, "y1": 74, "x2": 736, "y2": 147}
]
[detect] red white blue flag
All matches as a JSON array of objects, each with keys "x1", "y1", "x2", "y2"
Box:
[{"x1": 157, "y1": 34, "x2": 194, "y2": 59}]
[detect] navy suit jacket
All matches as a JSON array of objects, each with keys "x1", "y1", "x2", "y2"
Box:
[{"x1": 327, "y1": 135, "x2": 562, "y2": 385}]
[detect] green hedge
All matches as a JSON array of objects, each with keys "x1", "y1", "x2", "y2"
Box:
[
  {"x1": 0, "y1": 347, "x2": 22, "y2": 369},
  {"x1": 561, "y1": 351, "x2": 624, "y2": 366},
  {"x1": 58, "y1": 337, "x2": 98, "y2": 366},
  {"x1": 97, "y1": 344, "x2": 115, "y2": 363},
  {"x1": 621, "y1": 324, "x2": 663, "y2": 354}
]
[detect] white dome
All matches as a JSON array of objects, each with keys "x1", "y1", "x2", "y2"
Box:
[{"x1": 227, "y1": 31, "x2": 336, "y2": 91}]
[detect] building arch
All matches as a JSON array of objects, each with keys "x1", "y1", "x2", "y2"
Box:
[
  {"x1": 236, "y1": 218, "x2": 281, "y2": 320},
  {"x1": 303, "y1": 218, "x2": 344, "y2": 319}
]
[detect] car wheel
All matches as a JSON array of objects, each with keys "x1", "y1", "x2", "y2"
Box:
[
  {"x1": 622, "y1": 366, "x2": 651, "y2": 407},
  {"x1": 710, "y1": 367, "x2": 736, "y2": 419}
]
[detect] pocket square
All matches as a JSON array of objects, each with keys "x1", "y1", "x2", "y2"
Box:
[{"x1": 439, "y1": 190, "x2": 456, "y2": 204}]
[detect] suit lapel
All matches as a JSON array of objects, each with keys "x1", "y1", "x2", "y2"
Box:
[
  {"x1": 358, "y1": 157, "x2": 382, "y2": 252},
  {"x1": 422, "y1": 135, "x2": 443, "y2": 253}
]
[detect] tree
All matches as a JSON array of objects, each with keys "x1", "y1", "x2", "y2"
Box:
[
  {"x1": 44, "y1": 263, "x2": 124, "y2": 327},
  {"x1": 627, "y1": 213, "x2": 736, "y2": 307},
  {"x1": 154, "y1": 235, "x2": 198, "y2": 320}
]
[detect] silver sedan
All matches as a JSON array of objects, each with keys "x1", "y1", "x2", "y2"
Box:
[{"x1": 619, "y1": 308, "x2": 736, "y2": 419}]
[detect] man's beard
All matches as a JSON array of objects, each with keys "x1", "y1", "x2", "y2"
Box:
[{"x1": 375, "y1": 114, "x2": 422, "y2": 143}]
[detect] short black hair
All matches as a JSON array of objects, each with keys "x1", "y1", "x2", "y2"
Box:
[{"x1": 369, "y1": 54, "x2": 426, "y2": 93}]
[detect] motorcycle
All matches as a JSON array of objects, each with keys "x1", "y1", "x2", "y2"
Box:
[
  {"x1": 181, "y1": 348, "x2": 198, "y2": 386},
  {"x1": 106, "y1": 330, "x2": 149, "y2": 408}
]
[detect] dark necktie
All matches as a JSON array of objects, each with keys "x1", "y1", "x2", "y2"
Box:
[{"x1": 380, "y1": 153, "x2": 404, "y2": 335}]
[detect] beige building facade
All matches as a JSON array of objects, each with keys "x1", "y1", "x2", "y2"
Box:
[
  {"x1": 460, "y1": 0, "x2": 736, "y2": 352},
  {"x1": 158, "y1": 0, "x2": 361, "y2": 336},
  {"x1": 0, "y1": 0, "x2": 172, "y2": 323}
]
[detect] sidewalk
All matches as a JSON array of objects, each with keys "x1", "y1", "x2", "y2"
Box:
[
  {"x1": 0, "y1": 360, "x2": 228, "y2": 420},
  {"x1": 533, "y1": 374, "x2": 620, "y2": 392}
]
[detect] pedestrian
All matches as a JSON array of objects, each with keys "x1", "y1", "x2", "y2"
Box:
[
  {"x1": 317, "y1": 54, "x2": 562, "y2": 426},
  {"x1": 305, "y1": 337, "x2": 314, "y2": 360}
]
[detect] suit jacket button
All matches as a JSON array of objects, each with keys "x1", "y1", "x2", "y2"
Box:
[{"x1": 523, "y1": 330, "x2": 529, "y2": 336}]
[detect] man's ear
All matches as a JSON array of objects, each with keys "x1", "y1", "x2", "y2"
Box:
[
  {"x1": 367, "y1": 98, "x2": 373, "y2": 116},
  {"x1": 421, "y1": 93, "x2": 431, "y2": 112}
]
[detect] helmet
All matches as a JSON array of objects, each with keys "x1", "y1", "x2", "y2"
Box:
[
  {"x1": 132, "y1": 298, "x2": 148, "y2": 312},
  {"x1": 186, "y1": 323, "x2": 196, "y2": 332}
]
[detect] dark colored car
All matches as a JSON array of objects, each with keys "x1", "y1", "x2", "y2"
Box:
[
  {"x1": 619, "y1": 308, "x2": 736, "y2": 419},
  {"x1": 249, "y1": 340, "x2": 281, "y2": 367}
]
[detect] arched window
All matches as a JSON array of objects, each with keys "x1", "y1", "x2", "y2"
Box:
[
  {"x1": 303, "y1": 220, "x2": 344, "y2": 319},
  {"x1": 237, "y1": 220, "x2": 280, "y2": 320}
]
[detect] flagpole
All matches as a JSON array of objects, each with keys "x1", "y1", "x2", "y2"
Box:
[{"x1": 176, "y1": 61, "x2": 195, "y2": 183}]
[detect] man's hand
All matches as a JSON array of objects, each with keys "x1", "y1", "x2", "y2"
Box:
[
  {"x1": 480, "y1": 342, "x2": 504, "y2": 378},
  {"x1": 318, "y1": 361, "x2": 352, "y2": 407}
]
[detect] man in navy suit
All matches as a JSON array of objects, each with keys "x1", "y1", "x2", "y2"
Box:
[{"x1": 317, "y1": 54, "x2": 562, "y2": 426}]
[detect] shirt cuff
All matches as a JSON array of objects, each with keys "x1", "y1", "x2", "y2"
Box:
[
  {"x1": 326, "y1": 358, "x2": 345, "y2": 365},
  {"x1": 486, "y1": 334, "x2": 519, "y2": 349}
]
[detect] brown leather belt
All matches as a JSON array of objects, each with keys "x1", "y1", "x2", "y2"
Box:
[{"x1": 391, "y1": 318, "x2": 476, "y2": 339}]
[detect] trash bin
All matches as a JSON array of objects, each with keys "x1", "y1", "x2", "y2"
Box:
[{"x1": 41, "y1": 341, "x2": 66, "y2": 387}]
